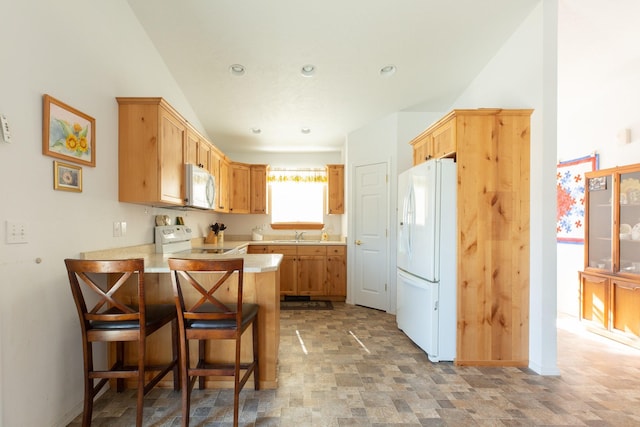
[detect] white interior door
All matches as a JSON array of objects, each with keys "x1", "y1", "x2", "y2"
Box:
[{"x1": 353, "y1": 161, "x2": 388, "y2": 311}]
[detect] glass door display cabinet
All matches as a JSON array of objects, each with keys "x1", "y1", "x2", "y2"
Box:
[{"x1": 580, "y1": 163, "x2": 640, "y2": 348}]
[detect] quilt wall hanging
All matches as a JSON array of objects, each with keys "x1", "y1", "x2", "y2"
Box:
[{"x1": 557, "y1": 154, "x2": 599, "y2": 244}]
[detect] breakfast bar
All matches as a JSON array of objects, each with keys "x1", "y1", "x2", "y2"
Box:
[{"x1": 81, "y1": 246, "x2": 283, "y2": 390}]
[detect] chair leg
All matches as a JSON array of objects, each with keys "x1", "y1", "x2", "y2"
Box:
[
  {"x1": 233, "y1": 333, "x2": 242, "y2": 427},
  {"x1": 136, "y1": 338, "x2": 145, "y2": 427},
  {"x1": 171, "y1": 319, "x2": 180, "y2": 391},
  {"x1": 198, "y1": 340, "x2": 206, "y2": 390},
  {"x1": 116, "y1": 341, "x2": 125, "y2": 392},
  {"x1": 253, "y1": 317, "x2": 260, "y2": 390},
  {"x1": 180, "y1": 335, "x2": 191, "y2": 427},
  {"x1": 82, "y1": 342, "x2": 94, "y2": 427}
]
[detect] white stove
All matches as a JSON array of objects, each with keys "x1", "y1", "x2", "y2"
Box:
[{"x1": 155, "y1": 225, "x2": 194, "y2": 253}]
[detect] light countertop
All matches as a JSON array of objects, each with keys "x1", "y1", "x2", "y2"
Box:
[
  {"x1": 144, "y1": 252, "x2": 283, "y2": 273},
  {"x1": 196, "y1": 239, "x2": 346, "y2": 251},
  {"x1": 81, "y1": 239, "x2": 345, "y2": 274},
  {"x1": 81, "y1": 245, "x2": 283, "y2": 274}
]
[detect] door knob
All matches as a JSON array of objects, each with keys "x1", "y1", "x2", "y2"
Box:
[{"x1": 355, "y1": 240, "x2": 362, "y2": 245}]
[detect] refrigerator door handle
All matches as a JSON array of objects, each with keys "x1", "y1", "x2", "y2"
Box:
[{"x1": 403, "y1": 182, "x2": 415, "y2": 258}]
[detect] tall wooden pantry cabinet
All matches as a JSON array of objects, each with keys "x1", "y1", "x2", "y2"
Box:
[{"x1": 410, "y1": 109, "x2": 533, "y2": 366}]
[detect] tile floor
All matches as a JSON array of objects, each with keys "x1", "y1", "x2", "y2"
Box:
[{"x1": 67, "y1": 302, "x2": 640, "y2": 426}]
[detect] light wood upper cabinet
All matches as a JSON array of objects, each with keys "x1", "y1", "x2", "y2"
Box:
[
  {"x1": 410, "y1": 114, "x2": 457, "y2": 165},
  {"x1": 250, "y1": 165, "x2": 268, "y2": 214},
  {"x1": 209, "y1": 147, "x2": 229, "y2": 213},
  {"x1": 216, "y1": 156, "x2": 230, "y2": 213},
  {"x1": 230, "y1": 162, "x2": 250, "y2": 213},
  {"x1": 117, "y1": 97, "x2": 186, "y2": 206},
  {"x1": 185, "y1": 125, "x2": 211, "y2": 171},
  {"x1": 117, "y1": 97, "x2": 271, "y2": 214},
  {"x1": 431, "y1": 117, "x2": 456, "y2": 159},
  {"x1": 327, "y1": 164, "x2": 344, "y2": 214},
  {"x1": 411, "y1": 134, "x2": 432, "y2": 165}
]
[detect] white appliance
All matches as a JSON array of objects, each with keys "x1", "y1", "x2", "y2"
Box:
[
  {"x1": 396, "y1": 158, "x2": 456, "y2": 362},
  {"x1": 185, "y1": 163, "x2": 215, "y2": 210},
  {"x1": 155, "y1": 225, "x2": 235, "y2": 254},
  {"x1": 155, "y1": 225, "x2": 195, "y2": 253}
]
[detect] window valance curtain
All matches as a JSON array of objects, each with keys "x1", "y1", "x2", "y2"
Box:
[{"x1": 267, "y1": 168, "x2": 327, "y2": 183}]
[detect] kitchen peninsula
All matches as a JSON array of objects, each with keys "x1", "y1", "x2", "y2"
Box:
[{"x1": 81, "y1": 245, "x2": 282, "y2": 390}]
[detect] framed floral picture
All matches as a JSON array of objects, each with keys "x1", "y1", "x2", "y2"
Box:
[
  {"x1": 43, "y1": 94, "x2": 96, "y2": 167},
  {"x1": 557, "y1": 154, "x2": 598, "y2": 243},
  {"x1": 54, "y1": 161, "x2": 83, "y2": 192}
]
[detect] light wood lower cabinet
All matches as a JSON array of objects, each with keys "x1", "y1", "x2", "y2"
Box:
[
  {"x1": 248, "y1": 244, "x2": 346, "y2": 299},
  {"x1": 580, "y1": 271, "x2": 640, "y2": 348},
  {"x1": 326, "y1": 246, "x2": 347, "y2": 296},
  {"x1": 611, "y1": 278, "x2": 640, "y2": 338},
  {"x1": 580, "y1": 272, "x2": 609, "y2": 329},
  {"x1": 297, "y1": 246, "x2": 326, "y2": 295}
]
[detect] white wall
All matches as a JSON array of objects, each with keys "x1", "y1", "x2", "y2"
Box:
[
  {"x1": 0, "y1": 1, "x2": 220, "y2": 425},
  {"x1": 345, "y1": 111, "x2": 440, "y2": 309},
  {"x1": 557, "y1": 0, "x2": 640, "y2": 316}
]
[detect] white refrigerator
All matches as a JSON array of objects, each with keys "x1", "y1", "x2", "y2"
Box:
[{"x1": 396, "y1": 158, "x2": 456, "y2": 362}]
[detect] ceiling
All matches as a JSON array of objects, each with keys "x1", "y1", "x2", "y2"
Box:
[{"x1": 126, "y1": 0, "x2": 540, "y2": 154}]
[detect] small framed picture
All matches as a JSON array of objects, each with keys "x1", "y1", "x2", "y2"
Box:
[
  {"x1": 54, "y1": 161, "x2": 82, "y2": 192},
  {"x1": 43, "y1": 94, "x2": 96, "y2": 167}
]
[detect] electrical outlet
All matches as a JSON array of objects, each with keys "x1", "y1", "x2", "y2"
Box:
[
  {"x1": 6, "y1": 221, "x2": 27, "y2": 244},
  {"x1": 1, "y1": 114, "x2": 12, "y2": 143}
]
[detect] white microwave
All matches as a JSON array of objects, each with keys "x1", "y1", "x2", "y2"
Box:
[{"x1": 185, "y1": 163, "x2": 215, "y2": 209}]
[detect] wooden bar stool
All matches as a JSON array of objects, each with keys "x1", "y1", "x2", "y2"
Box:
[
  {"x1": 168, "y1": 257, "x2": 259, "y2": 427},
  {"x1": 65, "y1": 258, "x2": 180, "y2": 427}
]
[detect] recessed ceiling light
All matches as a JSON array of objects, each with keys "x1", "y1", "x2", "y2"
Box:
[
  {"x1": 229, "y1": 64, "x2": 246, "y2": 76},
  {"x1": 301, "y1": 127, "x2": 311, "y2": 134},
  {"x1": 301, "y1": 64, "x2": 316, "y2": 77},
  {"x1": 251, "y1": 127, "x2": 261, "y2": 134},
  {"x1": 379, "y1": 64, "x2": 396, "y2": 77}
]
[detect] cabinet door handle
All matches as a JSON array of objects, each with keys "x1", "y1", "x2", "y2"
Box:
[{"x1": 355, "y1": 240, "x2": 362, "y2": 245}]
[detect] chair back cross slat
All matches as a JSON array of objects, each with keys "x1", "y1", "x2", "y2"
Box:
[{"x1": 75, "y1": 270, "x2": 138, "y2": 318}]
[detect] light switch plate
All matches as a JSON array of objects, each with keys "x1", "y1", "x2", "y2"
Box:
[{"x1": 6, "y1": 221, "x2": 27, "y2": 244}]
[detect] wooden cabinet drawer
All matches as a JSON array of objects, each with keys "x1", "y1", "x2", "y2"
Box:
[
  {"x1": 327, "y1": 245, "x2": 346, "y2": 256},
  {"x1": 248, "y1": 245, "x2": 268, "y2": 254},
  {"x1": 266, "y1": 245, "x2": 297, "y2": 255},
  {"x1": 297, "y1": 245, "x2": 326, "y2": 256},
  {"x1": 612, "y1": 279, "x2": 640, "y2": 336}
]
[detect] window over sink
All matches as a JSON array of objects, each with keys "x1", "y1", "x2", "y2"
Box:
[{"x1": 269, "y1": 168, "x2": 326, "y2": 230}]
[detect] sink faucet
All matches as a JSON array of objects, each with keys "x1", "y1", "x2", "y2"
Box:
[{"x1": 295, "y1": 231, "x2": 305, "y2": 241}]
